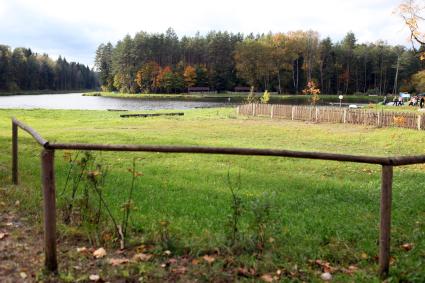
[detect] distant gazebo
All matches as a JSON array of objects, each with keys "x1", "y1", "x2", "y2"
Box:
[
  {"x1": 234, "y1": 86, "x2": 251, "y2": 92},
  {"x1": 188, "y1": 87, "x2": 210, "y2": 94}
]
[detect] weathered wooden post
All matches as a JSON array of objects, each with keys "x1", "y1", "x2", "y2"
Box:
[
  {"x1": 253, "y1": 104, "x2": 257, "y2": 116},
  {"x1": 291, "y1": 106, "x2": 295, "y2": 120},
  {"x1": 41, "y1": 149, "x2": 58, "y2": 273},
  {"x1": 379, "y1": 165, "x2": 393, "y2": 278},
  {"x1": 343, "y1": 109, "x2": 347, "y2": 124},
  {"x1": 12, "y1": 120, "x2": 18, "y2": 185},
  {"x1": 270, "y1": 105, "x2": 274, "y2": 119},
  {"x1": 417, "y1": 114, "x2": 422, "y2": 130},
  {"x1": 315, "y1": 107, "x2": 319, "y2": 122}
]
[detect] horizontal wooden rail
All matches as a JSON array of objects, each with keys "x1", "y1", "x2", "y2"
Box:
[
  {"x1": 48, "y1": 142, "x2": 392, "y2": 165},
  {"x1": 12, "y1": 117, "x2": 49, "y2": 147}
]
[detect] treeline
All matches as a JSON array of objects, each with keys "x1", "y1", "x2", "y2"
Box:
[
  {"x1": 0, "y1": 45, "x2": 98, "y2": 92},
  {"x1": 95, "y1": 28, "x2": 423, "y2": 95}
]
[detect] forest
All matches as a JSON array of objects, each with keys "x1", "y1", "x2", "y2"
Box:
[
  {"x1": 0, "y1": 45, "x2": 98, "y2": 92},
  {"x1": 95, "y1": 28, "x2": 425, "y2": 95}
]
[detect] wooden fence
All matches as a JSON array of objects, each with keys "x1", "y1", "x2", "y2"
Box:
[
  {"x1": 11, "y1": 117, "x2": 425, "y2": 278},
  {"x1": 237, "y1": 104, "x2": 425, "y2": 130}
]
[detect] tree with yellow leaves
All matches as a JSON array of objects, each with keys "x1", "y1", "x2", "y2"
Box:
[
  {"x1": 396, "y1": 0, "x2": 425, "y2": 59},
  {"x1": 302, "y1": 81, "x2": 321, "y2": 105},
  {"x1": 183, "y1": 65, "x2": 197, "y2": 89}
]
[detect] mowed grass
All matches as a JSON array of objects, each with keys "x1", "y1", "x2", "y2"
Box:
[{"x1": 0, "y1": 108, "x2": 425, "y2": 281}]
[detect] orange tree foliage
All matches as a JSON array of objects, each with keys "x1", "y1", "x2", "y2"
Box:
[
  {"x1": 183, "y1": 65, "x2": 197, "y2": 88},
  {"x1": 156, "y1": 66, "x2": 175, "y2": 93},
  {"x1": 135, "y1": 61, "x2": 160, "y2": 93},
  {"x1": 302, "y1": 81, "x2": 321, "y2": 105}
]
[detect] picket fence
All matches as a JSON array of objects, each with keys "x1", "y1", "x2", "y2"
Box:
[{"x1": 237, "y1": 104, "x2": 425, "y2": 130}]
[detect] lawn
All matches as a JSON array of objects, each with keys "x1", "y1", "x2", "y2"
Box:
[{"x1": 0, "y1": 108, "x2": 424, "y2": 282}]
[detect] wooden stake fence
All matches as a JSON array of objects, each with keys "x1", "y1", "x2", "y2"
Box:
[
  {"x1": 238, "y1": 103, "x2": 424, "y2": 130},
  {"x1": 10, "y1": 117, "x2": 425, "y2": 277}
]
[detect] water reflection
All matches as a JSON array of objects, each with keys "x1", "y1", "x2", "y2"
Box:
[{"x1": 0, "y1": 93, "x2": 229, "y2": 110}]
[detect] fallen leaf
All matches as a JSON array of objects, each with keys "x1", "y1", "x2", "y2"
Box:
[
  {"x1": 164, "y1": 250, "x2": 172, "y2": 256},
  {"x1": 320, "y1": 272, "x2": 332, "y2": 281},
  {"x1": 19, "y1": 272, "x2": 27, "y2": 279},
  {"x1": 401, "y1": 243, "x2": 413, "y2": 251},
  {"x1": 171, "y1": 266, "x2": 187, "y2": 274},
  {"x1": 77, "y1": 247, "x2": 88, "y2": 253},
  {"x1": 108, "y1": 258, "x2": 129, "y2": 266},
  {"x1": 133, "y1": 253, "x2": 153, "y2": 262},
  {"x1": 0, "y1": 232, "x2": 8, "y2": 240},
  {"x1": 360, "y1": 252, "x2": 368, "y2": 259},
  {"x1": 191, "y1": 259, "x2": 199, "y2": 265},
  {"x1": 89, "y1": 274, "x2": 100, "y2": 281},
  {"x1": 93, "y1": 247, "x2": 107, "y2": 258},
  {"x1": 203, "y1": 255, "x2": 215, "y2": 264},
  {"x1": 15, "y1": 200, "x2": 20, "y2": 207},
  {"x1": 261, "y1": 274, "x2": 274, "y2": 282},
  {"x1": 315, "y1": 259, "x2": 335, "y2": 273}
]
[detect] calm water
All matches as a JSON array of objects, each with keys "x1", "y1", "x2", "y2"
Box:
[{"x1": 0, "y1": 93, "x2": 229, "y2": 110}]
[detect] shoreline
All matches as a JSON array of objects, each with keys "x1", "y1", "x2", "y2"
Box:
[
  {"x1": 0, "y1": 89, "x2": 96, "y2": 96},
  {"x1": 83, "y1": 91, "x2": 384, "y2": 104}
]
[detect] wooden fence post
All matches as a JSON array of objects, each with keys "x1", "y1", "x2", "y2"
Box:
[
  {"x1": 253, "y1": 104, "x2": 256, "y2": 116},
  {"x1": 41, "y1": 149, "x2": 58, "y2": 273},
  {"x1": 343, "y1": 109, "x2": 347, "y2": 124},
  {"x1": 377, "y1": 112, "x2": 381, "y2": 128},
  {"x1": 236, "y1": 106, "x2": 240, "y2": 116},
  {"x1": 291, "y1": 106, "x2": 295, "y2": 120},
  {"x1": 270, "y1": 105, "x2": 274, "y2": 119},
  {"x1": 379, "y1": 165, "x2": 393, "y2": 278},
  {"x1": 12, "y1": 121, "x2": 18, "y2": 185},
  {"x1": 418, "y1": 115, "x2": 421, "y2": 130},
  {"x1": 315, "y1": 107, "x2": 319, "y2": 122}
]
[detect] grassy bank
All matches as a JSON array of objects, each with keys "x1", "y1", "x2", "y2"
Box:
[
  {"x1": 84, "y1": 91, "x2": 383, "y2": 104},
  {"x1": 0, "y1": 89, "x2": 96, "y2": 96},
  {"x1": 1, "y1": 108, "x2": 424, "y2": 281}
]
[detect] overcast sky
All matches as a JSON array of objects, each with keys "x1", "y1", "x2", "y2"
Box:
[{"x1": 0, "y1": 0, "x2": 411, "y2": 67}]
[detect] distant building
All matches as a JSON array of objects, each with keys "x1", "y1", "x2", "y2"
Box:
[
  {"x1": 188, "y1": 87, "x2": 210, "y2": 93},
  {"x1": 234, "y1": 86, "x2": 251, "y2": 92}
]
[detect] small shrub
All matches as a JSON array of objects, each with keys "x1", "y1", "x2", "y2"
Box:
[
  {"x1": 225, "y1": 169, "x2": 243, "y2": 248},
  {"x1": 302, "y1": 81, "x2": 321, "y2": 105},
  {"x1": 245, "y1": 86, "x2": 259, "y2": 103},
  {"x1": 248, "y1": 192, "x2": 276, "y2": 254},
  {"x1": 366, "y1": 88, "x2": 380, "y2": 95},
  {"x1": 261, "y1": 90, "x2": 270, "y2": 104}
]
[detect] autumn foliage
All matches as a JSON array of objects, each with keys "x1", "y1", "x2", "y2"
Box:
[{"x1": 302, "y1": 81, "x2": 321, "y2": 105}]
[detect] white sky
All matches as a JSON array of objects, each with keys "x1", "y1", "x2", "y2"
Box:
[{"x1": 0, "y1": 0, "x2": 412, "y2": 67}]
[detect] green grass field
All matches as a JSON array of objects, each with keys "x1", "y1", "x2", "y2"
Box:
[{"x1": 1, "y1": 108, "x2": 424, "y2": 281}]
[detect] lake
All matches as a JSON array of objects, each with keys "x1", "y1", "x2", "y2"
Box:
[{"x1": 0, "y1": 93, "x2": 230, "y2": 110}]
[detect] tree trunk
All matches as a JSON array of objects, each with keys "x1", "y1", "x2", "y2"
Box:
[
  {"x1": 296, "y1": 58, "x2": 299, "y2": 94},
  {"x1": 393, "y1": 56, "x2": 400, "y2": 95},
  {"x1": 277, "y1": 69, "x2": 282, "y2": 94}
]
